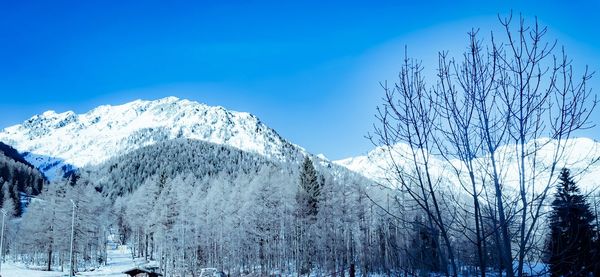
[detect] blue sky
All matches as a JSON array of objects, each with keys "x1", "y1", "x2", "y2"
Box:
[{"x1": 1, "y1": 1, "x2": 599, "y2": 159}]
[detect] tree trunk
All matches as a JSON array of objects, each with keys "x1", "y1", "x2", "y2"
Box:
[{"x1": 47, "y1": 248, "x2": 52, "y2": 271}]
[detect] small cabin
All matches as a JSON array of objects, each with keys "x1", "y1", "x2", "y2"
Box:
[{"x1": 123, "y1": 266, "x2": 163, "y2": 277}]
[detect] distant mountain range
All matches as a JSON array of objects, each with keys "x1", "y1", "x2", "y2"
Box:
[
  {"x1": 335, "y1": 137, "x2": 600, "y2": 193},
  {"x1": 0, "y1": 96, "x2": 599, "y2": 193}
]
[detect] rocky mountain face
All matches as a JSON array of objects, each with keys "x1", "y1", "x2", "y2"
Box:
[{"x1": 0, "y1": 97, "x2": 303, "y2": 178}]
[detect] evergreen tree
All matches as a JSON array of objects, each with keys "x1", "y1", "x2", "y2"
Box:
[
  {"x1": 297, "y1": 156, "x2": 321, "y2": 220},
  {"x1": 593, "y1": 232, "x2": 600, "y2": 276},
  {"x1": 1, "y1": 184, "x2": 16, "y2": 219},
  {"x1": 546, "y1": 168, "x2": 596, "y2": 277},
  {"x1": 295, "y1": 156, "x2": 322, "y2": 275}
]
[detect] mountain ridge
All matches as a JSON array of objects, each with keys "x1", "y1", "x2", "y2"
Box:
[
  {"x1": 334, "y1": 137, "x2": 600, "y2": 192},
  {"x1": 0, "y1": 97, "x2": 304, "y2": 177}
]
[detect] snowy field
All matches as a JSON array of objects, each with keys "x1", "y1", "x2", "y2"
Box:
[{"x1": 1, "y1": 245, "x2": 134, "y2": 277}]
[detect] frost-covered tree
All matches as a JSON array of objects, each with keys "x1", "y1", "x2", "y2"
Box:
[
  {"x1": 1, "y1": 182, "x2": 17, "y2": 217},
  {"x1": 19, "y1": 183, "x2": 61, "y2": 271},
  {"x1": 17, "y1": 177, "x2": 109, "y2": 273},
  {"x1": 72, "y1": 139, "x2": 388, "y2": 276}
]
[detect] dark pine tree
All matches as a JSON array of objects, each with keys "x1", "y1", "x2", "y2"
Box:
[
  {"x1": 297, "y1": 156, "x2": 321, "y2": 220},
  {"x1": 546, "y1": 168, "x2": 596, "y2": 277},
  {"x1": 594, "y1": 231, "x2": 600, "y2": 276},
  {"x1": 295, "y1": 156, "x2": 322, "y2": 275}
]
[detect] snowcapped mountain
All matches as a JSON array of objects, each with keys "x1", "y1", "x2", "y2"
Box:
[
  {"x1": 335, "y1": 137, "x2": 600, "y2": 192},
  {"x1": 0, "y1": 97, "x2": 303, "y2": 177}
]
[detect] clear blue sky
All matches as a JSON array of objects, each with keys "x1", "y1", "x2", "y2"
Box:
[{"x1": 1, "y1": 0, "x2": 599, "y2": 159}]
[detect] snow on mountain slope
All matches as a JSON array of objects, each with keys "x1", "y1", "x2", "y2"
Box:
[
  {"x1": 335, "y1": 137, "x2": 600, "y2": 192},
  {"x1": 0, "y1": 97, "x2": 302, "y2": 175},
  {"x1": 21, "y1": 152, "x2": 75, "y2": 180}
]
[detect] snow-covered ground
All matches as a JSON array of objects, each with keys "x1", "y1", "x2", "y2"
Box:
[{"x1": 1, "y1": 243, "x2": 134, "y2": 277}]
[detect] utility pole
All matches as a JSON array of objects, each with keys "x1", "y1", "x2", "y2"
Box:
[
  {"x1": 69, "y1": 199, "x2": 76, "y2": 277},
  {"x1": 0, "y1": 209, "x2": 6, "y2": 275}
]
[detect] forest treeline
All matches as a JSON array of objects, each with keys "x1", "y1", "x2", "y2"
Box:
[
  {"x1": 4, "y1": 139, "x2": 409, "y2": 276},
  {"x1": 0, "y1": 142, "x2": 44, "y2": 216}
]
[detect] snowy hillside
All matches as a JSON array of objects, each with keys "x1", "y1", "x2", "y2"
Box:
[
  {"x1": 335, "y1": 137, "x2": 600, "y2": 192},
  {"x1": 0, "y1": 97, "x2": 302, "y2": 176}
]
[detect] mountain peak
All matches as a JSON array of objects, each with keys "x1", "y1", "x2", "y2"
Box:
[
  {"x1": 158, "y1": 95, "x2": 180, "y2": 102},
  {"x1": 41, "y1": 110, "x2": 57, "y2": 117},
  {"x1": 0, "y1": 97, "x2": 300, "y2": 176}
]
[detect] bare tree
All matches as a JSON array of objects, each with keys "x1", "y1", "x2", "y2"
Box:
[
  {"x1": 434, "y1": 29, "x2": 498, "y2": 276},
  {"x1": 493, "y1": 14, "x2": 596, "y2": 276},
  {"x1": 371, "y1": 48, "x2": 459, "y2": 276},
  {"x1": 371, "y1": 12, "x2": 596, "y2": 277}
]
